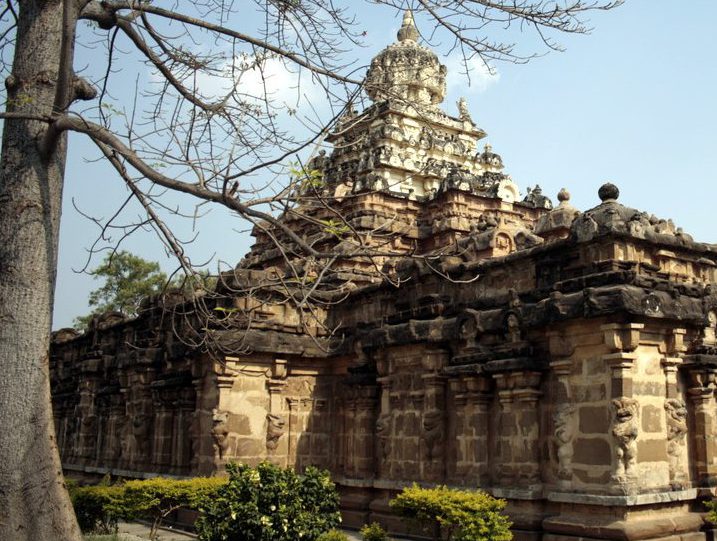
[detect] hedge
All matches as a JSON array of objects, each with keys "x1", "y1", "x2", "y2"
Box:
[
  {"x1": 389, "y1": 484, "x2": 512, "y2": 541},
  {"x1": 70, "y1": 476, "x2": 225, "y2": 539}
]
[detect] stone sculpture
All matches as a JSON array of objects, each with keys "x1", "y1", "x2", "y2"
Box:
[
  {"x1": 266, "y1": 413, "x2": 286, "y2": 451},
  {"x1": 211, "y1": 410, "x2": 229, "y2": 460},
  {"x1": 553, "y1": 403, "x2": 576, "y2": 482},
  {"x1": 665, "y1": 398, "x2": 688, "y2": 488},
  {"x1": 422, "y1": 409, "x2": 444, "y2": 461},
  {"x1": 611, "y1": 397, "x2": 639, "y2": 481}
]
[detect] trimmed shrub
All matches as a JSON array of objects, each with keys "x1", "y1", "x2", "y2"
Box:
[
  {"x1": 195, "y1": 461, "x2": 342, "y2": 541},
  {"x1": 117, "y1": 477, "x2": 226, "y2": 539},
  {"x1": 317, "y1": 530, "x2": 350, "y2": 541},
  {"x1": 360, "y1": 522, "x2": 389, "y2": 541},
  {"x1": 70, "y1": 484, "x2": 125, "y2": 534},
  {"x1": 70, "y1": 476, "x2": 225, "y2": 538},
  {"x1": 389, "y1": 484, "x2": 512, "y2": 541}
]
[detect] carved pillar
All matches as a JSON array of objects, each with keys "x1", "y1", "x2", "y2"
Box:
[
  {"x1": 266, "y1": 379, "x2": 288, "y2": 464},
  {"x1": 189, "y1": 377, "x2": 204, "y2": 473},
  {"x1": 548, "y1": 331, "x2": 577, "y2": 489},
  {"x1": 375, "y1": 373, "x2": 392, "y2": 478},
  {"x1": 172, "y1": 388, "x2": 195, "y2": 473},
  {"x1": 265, "y1": 359, "x2": 288, "y2": 464},
  {"x1": 421, "y1": 349, "x2": 448, "y2": 482},
  {"x1": 151, "y1": 388, "x2": 174, "y2": 468},
  {"x1": 492, "y1": 370, "x2": 542, "y2": 488},
  {"x1": 77, "y1": 357, "x2": 102, "y2": 462},
  {"x1": 493, "y1": 373, "x2": 516, "y2": 486},
  {"x1": 686, "y1": 366, "x2": 717, "y2": 487},
  {"x1": 211, "y1": 371, "x2": 236, "y2": 468},
  {"x1": 355, "y1": 386, "x2": 378, "y2": 478},
  {"x1": 662, "y1": 328, "x2": 688, "y2": 489},
  {"x1": 101, "y1": 395, "x2": 117, "y2": 465},
  {"x1": 602, "y1": 323, "x2": 641, "y2": 491},
  {"x1": 513, "y1": 371, "x2": 543, "y2": 487},
  {"x1": 130, "y1": 361, "x2": 156, "y2": 470},
  {"x1": 447, "y1": 378, "x2": 468, "y2": 484},
  {"x1": 468, "y1": 377, "x2": 493, "y2": 487},
  {"x1": 287, "y1": 396, "x2": 302, "y2": 468},
  {"x1": 374, "y1": 353, "x2": 392, "y2": 478},
  {"x1": 451, "y1": 375, "x2": 492, "y2": 487}
]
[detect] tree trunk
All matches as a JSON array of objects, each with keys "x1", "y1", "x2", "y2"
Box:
[{"x1": 0, "y1": 1, "x2": 82, "y2": 539}]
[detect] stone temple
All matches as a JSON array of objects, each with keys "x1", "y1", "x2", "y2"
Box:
[{"x1": 51, "y1": 11, "x2": 717, "y2": 541}]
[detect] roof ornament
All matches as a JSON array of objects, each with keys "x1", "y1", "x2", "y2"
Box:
[
  {"x1": 457, "y1": 97, "x2": 473, "y2": 123},
  {"x1": 397, "y1": 9, "x2": 419, "y2": 42},
  {"x1": 598, "y1": 182, "x2": 620, "y2": 202}
]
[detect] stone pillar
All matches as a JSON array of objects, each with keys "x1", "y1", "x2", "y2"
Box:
[
  {"x1": 172, "y1": 388, "x2": 195, "y2": 473},
  {"x1": 493, "y1": 370, "x2": 542, "y2": 490},
  {"x1": 514, "y1": 372, "x2": 543, "y2": 488},
  {"x1": 450, "y1": 375, "x2": 492, "y2": 487},
  {"x1": 77, "y1": 357, "x2": 102, "y2": 462},
  {"x1": 266, "y1": 378, "x2": 288, "y2": 465},
  {"x1": 340, "y1": 385, "x2": 378, "y2": 478},
  {"x1": 468, "y1": 377, "x2": 493, "y2": 487},
  {"x1": 421, "y1": 349, "x2": 448, "y2": 482},
  {"x1": 548, "y1": 330, "x2": 578, "y2": 490},
  {"x1": 151, "y1": 389, "x2": 174, "y2": 468},
  {"x1": 605, "y1": 352, "x2": 638, "y2": 491},
  {"x1": 355, "y1": 386, "x2": 378, "y2": 478},
  {"x1": 686, "y1": 365, "x2": 717, "y2": 487},
  {"x1": 601, "y1": 323, "x2": 641, "y2": 492},
  {"x1": 287, "y1": 396, "x2": 302, "y2": 468},
  {"x1": 662, "y1": 331, "x2": 688, "y2": 490},
  {"x1": 375, "y1": 371, "x2": 392, "y2": 479},
  {"x1": 493, "y1": 373, "x2": 516, "y2": 486},
  {"x1": 447, "y1": 377, "x2": 468, "y2": 484},
  {"x1": 129, "y1": 361, "x2": 156, "y2": 470}
]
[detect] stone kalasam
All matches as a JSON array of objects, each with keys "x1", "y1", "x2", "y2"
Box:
[{"x1": 51, "y1": 11, "x2": 717, "y2": 541}]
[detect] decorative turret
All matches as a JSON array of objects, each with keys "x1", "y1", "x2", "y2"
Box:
[
  {"x1": 477, "y1": 144, "x2": 504, "y2": 170},
  {"x1": 365, "y1": 10, "x2": 447, "y2": 106},
  {"x1": 535, "y1": 188, "x2": 580, "y2": 241},
  {"x1": 570, "y1": 183, "x2": 692, "y2": 244}
]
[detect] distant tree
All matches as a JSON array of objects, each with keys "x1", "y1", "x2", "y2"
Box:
[{"x1": 73, "y1": 251, "x2": 168, "y2": 329}]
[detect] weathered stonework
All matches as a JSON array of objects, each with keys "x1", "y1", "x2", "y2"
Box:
[{"x1": 51, "y1": 11, "x2": 717, "y2": 541}]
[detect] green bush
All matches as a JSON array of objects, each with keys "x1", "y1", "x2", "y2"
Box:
[
  {"x1": 70, "y1": 484, "x2": 125, "y2": 534},
  {"x1": 389, "y1": 484, "x2": 512, "y2": 541},
  {"x1": 705, "y1": 500, "x2": 717, "y2": 523},
  {"x1": 360, "y1": 522, "x2": 389, "y2": 541},
  {"x1": 70, "y1": 476, "x2": 225, "y2": 538},
  {"x1": 195, "y1": 461, "x2": 342, "y2": 541},
  {"x1": 317, "y1": 530, "x2": 350, "y2": 541},
  {"x1": 117, "y1": 477, "x2": 226, "y2": 539}
]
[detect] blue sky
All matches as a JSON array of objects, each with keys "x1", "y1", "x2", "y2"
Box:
[{"x1": 52, "y1": 0, "x2": 717, "y2": 328}]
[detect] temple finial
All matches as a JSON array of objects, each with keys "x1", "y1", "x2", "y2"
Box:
[{"x1": 397, "y1": 9, "x2": 419, "y2": 42}]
